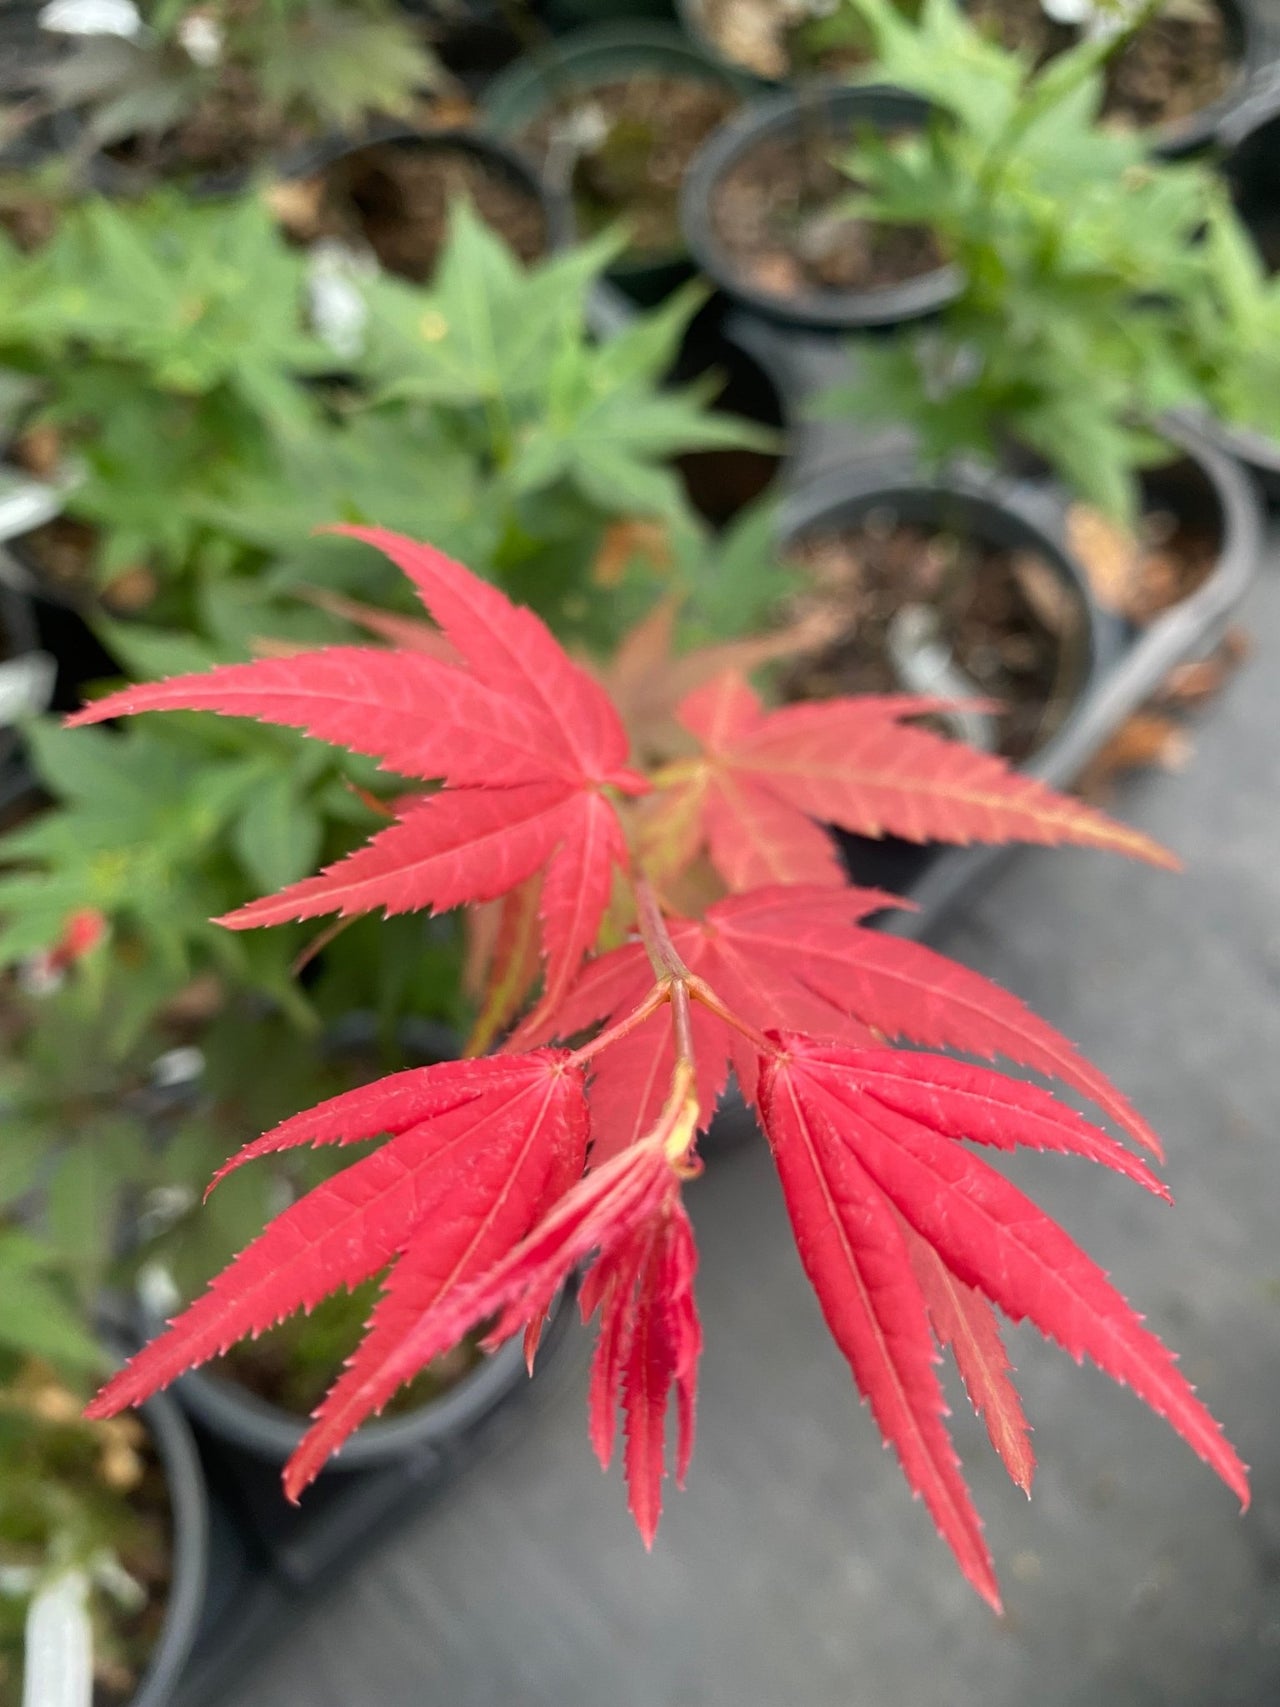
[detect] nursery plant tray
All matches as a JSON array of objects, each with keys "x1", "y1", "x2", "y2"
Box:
[{"x1": 168, "y1": 1292, "x2": 583, "y2": 1707}]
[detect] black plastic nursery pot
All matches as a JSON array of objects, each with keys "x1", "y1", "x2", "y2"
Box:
[
  {"x1": 172, "y1": 1316, "x2": 552, "y2": 1479},
  {"x1": 779, "y1": 458, "x2": 1118, "y2": 900},
  {"x1": 279, "y1": 124, "x2": 562, "y2": 282},
  {"x1": 776, "y1": 416, "x2": 1262, "y2": 938},
  {"x1": 680, "y1": 84, "x2": 963, "y2": 333},
  {"x1": 128, "y1": 1385, "x2": 211, "y2": 1707},
  {"x1": 679, "y1": 0, "x2": 1274, "y2": 151},
  {"x1": 481, "y1": 22, "x2": 752, "y2": 321},
  {"x1": 975, "y1": 0, "x2": 1271, "y2": 159}
]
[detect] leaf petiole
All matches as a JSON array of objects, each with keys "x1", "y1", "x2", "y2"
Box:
[{"x1": 566, "y1": 981, "x2": 669, "y2": 1067}]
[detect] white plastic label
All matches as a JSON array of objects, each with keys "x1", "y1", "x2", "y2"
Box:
[
  {"x1": 0, "y1": 475, "x2": 64, "y2": 543},
  {"x1": 0, "y1": 653, "x2": 57, "y2": 727},
  {"x1": 22, "y1": 1571, "x2": 92, "y2": 1707},
  {"x1": 38, "y1": 0, "x2": 142, "y2": 39}
]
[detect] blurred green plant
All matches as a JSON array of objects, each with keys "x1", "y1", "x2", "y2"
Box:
[
  {"x1": 231, "y1": 205, "x2": 780, "y2": 649},
  {"x1": 0, "y1": 189, "x2": 778, "y2": 643},
  {"x1": 1180, "y1": 192, "x2": 1280, "y2": 448},
  {"x1": 0, "y1": 1007, "x2": 159, "y2": 1704},
  {"x1": 817, "y1": 0, "x2": 1214, "y2": 518},
  {"x1": 0, "y1": 189, "x2": 331, "y2": 606},
  {"x1": 41, "y1": 0, "x2": 440, "y2": 164}
]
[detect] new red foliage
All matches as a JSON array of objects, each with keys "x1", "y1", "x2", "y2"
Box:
[
  {"x1": 649, "y1": 672, "x2": 1178, "y2": 890},
  {"x1": 76, "y1": 528, "x2": 1245, "y2": 1604}
]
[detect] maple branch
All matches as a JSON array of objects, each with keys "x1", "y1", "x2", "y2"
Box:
[
  {"x1": 633, "y1": 875, "x2": 692, "y2": 983},
  {"x1": 634, "y1": 872, "x2": 703, "y2": 1100},
  {"x1": 670, "y1": 977, "x2": 696, "y2": 1072},
  {"x1": 567, "y1": 983, "x2": 670, "y2": 1067}
]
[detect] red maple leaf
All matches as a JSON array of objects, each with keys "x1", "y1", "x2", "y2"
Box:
[
  {"x1": 648, "y1": 672, "x2": 1177, "y2": 890},
  {"x1": 68, "y1": 529, "x2": 647, "y2": 1009},
  {"x1": 74, "y1": 528, "x2": 1246, "y2": 1603},
  {"x1": 88, "y1": 1051, "x2": 589, "y2": 1430},
  {"x1": 905, "y1": 1230, "x2": 1035, "y2": 1496},
  {"x1": 757, "y1": 1034, "x2": 1248, "y2": 1604}
]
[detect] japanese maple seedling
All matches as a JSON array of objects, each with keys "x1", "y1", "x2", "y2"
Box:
[{"x1": 74, "y1": 528, "x2": 1246, "y2": 1607}]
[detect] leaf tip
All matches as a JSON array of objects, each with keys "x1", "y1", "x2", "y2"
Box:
[{"x1": 63, "y1": 707, "x2": 97, "y2": 729}]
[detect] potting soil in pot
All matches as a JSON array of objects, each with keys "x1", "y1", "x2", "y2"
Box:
[
  {"x1": 1066, "y1": 492, "x2": 1219, "y2": 624},
  {"x1": 102, "y1": 60, "x2": 310, "y2": 183},
  {"x1": 276, "y1": 141, "x2": 549, "y2": 282},
  {"x1": 518, "y1": 73, "x2": 739, "y2": 260},
  {"x1": 0, "y1": 1372, "x2": 173, "y2": 1707},
  {"x1": 967, "y1": 0, "x2": 1238, "y2": 133},
  {"x1": 780, "y1": 514, "x2": 1087, "y2": 761},
  {"x1": 709, "y1": 126, "x2": 944, "y2": 300}
]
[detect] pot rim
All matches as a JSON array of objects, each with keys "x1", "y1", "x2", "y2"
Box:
[
  {"x1": 169, "y1": 1296, "x2": 560, "y2": 1470},
  {"x1": 128, "y1": 1382, "x2": 210, "y2": 1707},
  {"x1": 679, "y1": 83, "x2": 964, "y2": 332},
  {"x1": 676, "y1": 0, "x2": 1267, "y2": 157},
  {"x1": 481, "y1": 19, "x2": 752, "y2": 296}
]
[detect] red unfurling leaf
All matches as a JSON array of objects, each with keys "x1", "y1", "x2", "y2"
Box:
[
  {"x1": 526, "y1": 932, "x2": 733, "y2": 1162},
  {"x1": 583, "y1": 1197, "x2": 702, "y2": 1546},
  {"x1": 671, "y1": 671, "x2": 1176, "y2": 890},
  {"x1": 87, "y1": 1052, "x2": 589, "y2": 1438},
  {"x1": 906, "y1": 1232, "x2": 1035, "y2": 1496},
  {"x1": 281, "y1": 1134, "x2": 690, "y2": 1503},
  {"x1": 584, "y1": 1235, "x2": 646, "y2": 1471},
  {"x1": 759, "y1": 1036, "x2": 1249, "y2": 1572},
  {"x1": 623, "y1": 1204, "x2": 701, "y2": 1545}
]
